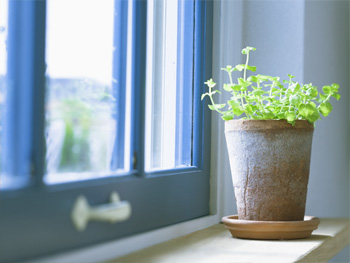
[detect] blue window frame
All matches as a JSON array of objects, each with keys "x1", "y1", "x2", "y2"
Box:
[{"x1": 0, "y1": 0, "x2": 213, "y2": 261}]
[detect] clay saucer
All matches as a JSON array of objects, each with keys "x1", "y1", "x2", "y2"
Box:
[{"x1": 222, "y1": 215, "x2": 320, "y2": 240}]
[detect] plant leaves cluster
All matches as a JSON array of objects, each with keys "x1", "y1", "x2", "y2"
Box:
[{"x1": 201, "y1": 46, "x2": 340, "y2": 125}]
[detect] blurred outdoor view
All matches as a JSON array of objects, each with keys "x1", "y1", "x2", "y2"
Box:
[
  {"x1": 0, "y1": 0, "x2": 8, "y2": 174},
  {"x1": 1, "y1": 0, "x2": 186, "y2": 184},
  {"x1": 45, "y1": 0, "x2": 119, "y2": 183}
]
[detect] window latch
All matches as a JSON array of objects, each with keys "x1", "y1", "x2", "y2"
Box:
[{"x1": 71, "y1": 192, "x2": 131, "y2": 232}]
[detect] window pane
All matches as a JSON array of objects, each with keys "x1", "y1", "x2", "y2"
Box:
[
  {"x1": 145, "y1": 0, "x2": 193, "y2": 171},
  {"x1": 45, "y1": 0, "x2": 128, "y2": 184},
  {"x1": 0, "y1": 0, "x2": 8, "y2": 180}
]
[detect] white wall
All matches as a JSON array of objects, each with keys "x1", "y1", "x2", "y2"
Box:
[
  {"x1": 212, "y1": 1, "x2": 349, "y2": 261},
  {"x1": 303, "y1": 1, "x2": 349, "y2": 261},
  {"x1": 304, "y1": 0, "x2": 349, "y2": 219}
]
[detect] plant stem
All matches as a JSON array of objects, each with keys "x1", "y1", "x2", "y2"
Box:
[
  {"x1": 240, "y1": 91, "x2": 245, "y2": 106},
  {"x1": 288, "y1": 76, "x2": 292, "y2": 89},
  {"x1": 228, "y1": 72, "x2": 233, "y2": 85},
  {"x1": 267, "y1": 85, "x2": 272, "y2": 106},
  {"x1": 317, "y1": 93, "x2": 332, "y2": 109},
  {"x1": 209, "y1": 85, "x2": 223, "y2": 114},
  {"x1": 244, "y1": 52, "x2": 249, "y2": 81},
  {"x1": 325, "y1": 93, "x2": 332, "y2": 102},
  {"x1": 242, "y1": 52, "x2": 250, "y2": 106}
]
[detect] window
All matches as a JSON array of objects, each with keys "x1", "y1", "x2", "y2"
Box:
[
  {"x1": 0, "y1": 0, "x2": 213, "y2": 262},
  {"x1": 0, "y1": 0, "x2": 7, "y2": 178},
  {"x1": 45, "y1": 0, "x2": 122, "y2": 183}
]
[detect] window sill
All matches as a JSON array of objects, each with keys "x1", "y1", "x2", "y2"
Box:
[{"x1": 110, "y1": 218, "x2": 349, "y2": 263}]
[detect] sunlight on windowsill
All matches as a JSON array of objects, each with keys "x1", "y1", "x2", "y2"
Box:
[{"x1": 109, "y1": 218, "x2": 349, "y2": 263}]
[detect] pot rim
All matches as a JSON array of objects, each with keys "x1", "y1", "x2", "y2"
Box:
[{"x1": 225, "y1": 119, "x2": 314, "y2": 132}]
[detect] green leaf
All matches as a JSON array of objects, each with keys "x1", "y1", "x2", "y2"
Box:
[
  {"x1": 248, "y1": 76, "x2": 259, "y2": 82},
  {"x1": 332, "y1": 93, "x2": 341, "y2": 100},
  {"x1": 235, "y1": 64, "x2": 245, "y2": 71},
  {"x1": 289, "y1": 94, "x2": 301, "y2": 105},
  {"x1": 319, "y1": 93, "x2": 327, "y2": 101},
  {"x1": 271, "y1": 88, "x2": 280, "y2": 94},
  {"x1": 208, "y1": 104, "x2": 225, "y2": 110},
  {"x1": 289, "y1": 83, "x2": 300, "y2": 93},
  {"x1": 262, "y1": 110, "x2": 275, "y2": 119},
  {"x1": 258, "y1": 75, "x2": 272, "y2": 81},
  {"x1": 238, "y1": 78, "x2": 252, "y2": 88},
  {"x1": 306, "y1": 110, "x2": 320, "y2": 123},
  {"x1": 232, "y1": 108, "x2": 243, "y2": 116},
  {"x1": 228, "y1": 99, "x2": 240, "y2": 108},
  {"x1": 251, "y1": 105, "x2": 259, "y2": 112},
  {"x1": 232, "y1": 84, "x2": 242, "y2": 91},
  {"x1": 244, "y1": 104, "x2": 254, "y2": 114},
  {"x1": 316, "y1": 98, "x2": 323, "y2": 104},
  {"x1": 204, "y1": 79, "x2": 216, "y2": 88},
  {"x1": 221, "y1": 65, "x2": 233, "y2": 73},
  {"x1": 309, "y1": 101, "x2": 317, "y2": 108},
  {"x1": 331, "y1": 83, "x2": 339, "y2": 91},
  {"x1": 253, "y1": 90, "x2": 265, "y2": 97},
  {"x1": 277, "y1": 113, "x2": 286, "y2": 119},
  {"x1": 241, "y1": 46, "x2": 256, "y2": 54},
  {"x1": 223, "y1": 84, "x2": 233, "y2": 91},
  {"x1": 322, "y1": 85, "x2": 332, "y2": 94},
  {"x1": 319, "y1": 102, "x2": 333, "y2": 117},
  {"x1": 246, "y1": 65, "x2": 257, "y2": 72},
  {"x1": 222, "y1": 113, "x2": 234, "y2": 121},
  {"x1": 201, "y1": 93, "x2": 208, "y2": 100},
  {"x1": 228, "y1": 100, "x2": 243, "y2": 115},
  {"x1": 299, "y1": 102, "x2": 319, "y2": 122},
  {"x1": 288, "y1": 74, "x2": 296, "y2": 79},
  {"x1": 299, "y1": 103, "x2": 316, "y2": 118},
  {"x1": 285, "y1": 112, "x2": 296, "y2": 122},
  {"x1": 270, "y1": 77, "x2": 280, "y2": 82},
  {"x1": 211, "y1": 90, "x2": 221, "y2": 95},
  {"x1": 306, "y1": 86, "x2": 318, "y2": 98}
]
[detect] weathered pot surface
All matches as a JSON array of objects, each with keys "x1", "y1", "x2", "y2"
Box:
[{"x1": 225, "y1": 119, "x2": 314, "y2": 221}]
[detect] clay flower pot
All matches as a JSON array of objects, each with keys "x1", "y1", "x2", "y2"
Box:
[{"x1": 225, "y1": 119, "x2": 314, "y2": 221}]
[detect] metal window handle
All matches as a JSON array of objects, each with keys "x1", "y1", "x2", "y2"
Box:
[{"x1": 71, "y1": 192, "x2": 131, "y2": 232}]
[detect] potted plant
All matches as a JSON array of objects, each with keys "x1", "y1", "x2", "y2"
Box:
[{"x1": 202, "y1": 47, "x2": 340, "y2": 239}]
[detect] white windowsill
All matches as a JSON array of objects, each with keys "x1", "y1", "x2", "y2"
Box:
[
  {"x1": 109, "y1": 218, "x2": 349, "y2": 263},
  {"x1": 28, "y1": 215, "x2": 220, "y2": 263}
]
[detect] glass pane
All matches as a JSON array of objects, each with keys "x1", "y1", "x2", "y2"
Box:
[
  {"x1": 45, "y1": 0, "x2": 128, "y2": 184},
  {"x1": 0, "y1": 0, "x2": 8, "y2": 180},
  {"x1": 145, "y1": 0, "x2": 192, "y2": 171}
]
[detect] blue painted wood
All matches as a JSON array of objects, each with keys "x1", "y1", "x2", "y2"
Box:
[
  {"x1": 3, "y1": 0, "x2": 46, "y2": 188},
  {"x1": 30, "y1": 1, "x2": 47, "y2": 186},
  {"x1": 0, "y1": 1, "x2": 213, "y2": 261},
  {"x1": 193, "y1": 0, "x2": 213, "y2": 170},
  {"x1": 110, "y1": 0, "x2": 128, "y2": 171},
  {"x1": 0, "y1": 169, "x2": 209, "y2": 262},
  {"x1": 175, "y1": 0, "x2": 194, "y2": 167},
  {"x1": 130, "y1": 0, "x2": 147, "y2": 174}
]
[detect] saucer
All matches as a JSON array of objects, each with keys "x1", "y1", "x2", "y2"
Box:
[{"x1": 222, "y1": 215, "x2": 320, "y2": 240}]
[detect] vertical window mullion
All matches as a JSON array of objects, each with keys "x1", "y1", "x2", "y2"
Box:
[
  {"x1": 130, "y1": 0, "x2": 147, "y2": 174},
  {"x1": 4, "y1": 0, "x2": 46, "y2": 188},
  {"x1": 111, "y1": 0, "x2": 128, "y2": 171},
  {"x1": 149, "y1": 0, "x2": 165, "y2": 169},
  {"x1": 175, "y1": 0, "x2": 194, "y2": 167},
  {"x1": 193, "y1": 0, "x2": 212, "y2": 169}
]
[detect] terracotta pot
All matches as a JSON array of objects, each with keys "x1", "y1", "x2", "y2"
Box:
[{"x1": 225, "y1": 120, "x2": 314, "y2": 221}]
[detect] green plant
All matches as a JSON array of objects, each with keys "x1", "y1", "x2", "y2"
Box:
[
  {"x1": 201, "y1": 46, "x2": 340, "y2": 125},
  {"x1": 59, "y1": 99, "x2": 92, "y2": 172}
]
